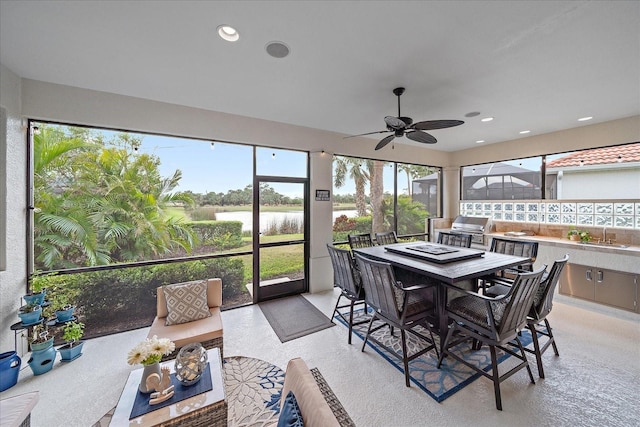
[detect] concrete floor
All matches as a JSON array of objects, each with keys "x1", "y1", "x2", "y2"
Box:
[{"x1": 1, "y1": 289, "x2": 639, "y2": 426}]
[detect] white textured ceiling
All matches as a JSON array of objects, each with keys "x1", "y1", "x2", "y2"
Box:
[{"x1": 1, "y1": 1, "x2": 639, "y2": 152}]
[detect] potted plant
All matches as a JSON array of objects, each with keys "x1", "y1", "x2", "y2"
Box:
[
  {"x1": 17, "y1": 302, "x2": 42, "y2": 326},
  {"x1": 567, "y1": 227, "x2": 581, "y2": 241},
  {"x1": 27, "y1": 324, "x2": 56, "y2": 375},
  {"x1": 49, "y1": 292, "x2": 75, "y2": 323},
  {"x1": 58, "y1": 321, "x2": 85, "y2": 362},
  {"x1": 24, "y1": 272, "x2": 51, "y2": 306}
]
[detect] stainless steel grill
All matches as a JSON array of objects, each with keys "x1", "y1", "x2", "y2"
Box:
[{"x1": 449, "y1": 215, "x2": 490, "y2": 246}]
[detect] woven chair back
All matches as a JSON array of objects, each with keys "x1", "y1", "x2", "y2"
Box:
[
  {"x1": 437, "y1": 231, "x2": 472, "y2": 247},
  {"x1": 327, "y1": 244, "x2": 361, "y2": 298}
]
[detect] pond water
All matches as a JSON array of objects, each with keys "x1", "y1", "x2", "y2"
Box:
[{"x1": 215, "y1": 210, "x2": 358, "y2": 232}]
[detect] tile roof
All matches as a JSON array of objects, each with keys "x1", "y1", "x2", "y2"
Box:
[{"x1": 546, "y1": 143, "x2": 640, "y2": 168}]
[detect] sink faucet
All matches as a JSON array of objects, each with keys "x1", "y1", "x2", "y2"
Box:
[{"x1": 602, "y1": 227, "x2": 608, "y2": 244}]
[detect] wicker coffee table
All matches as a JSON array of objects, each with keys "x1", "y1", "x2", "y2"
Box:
[{"x1": 110, "y1": 347, "x2": 226, "y2": 427}]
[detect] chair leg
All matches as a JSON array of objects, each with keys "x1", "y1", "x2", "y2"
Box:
[
  {"x1": 488, "y1": 345, "x2": 502, "y2": 411},
  {"x1": 361, "y1": 314, "x2": 377, "y2": 352},
  {"x1": 528, "y1": 323, "x2": 545, "y2": 379},
  {"x1": 331, "y1": 293, "x2": 343, "y2": 323},
  {"x1": 544, "y1": 318, "x2": 560, "y2": 356},
  {"x1": 348, "y1": 300, "x2": 355, "y2": 345},
  {"x1": 515, "y1": 336, "x2": 535, "y2": 385},
  {"x1": 400, "y1": 329, "x2": 410, "y2": 387}
]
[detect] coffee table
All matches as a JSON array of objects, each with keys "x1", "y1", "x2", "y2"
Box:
[{"x1": 110, "y1": 347, "x2": 226, "y2": 427}]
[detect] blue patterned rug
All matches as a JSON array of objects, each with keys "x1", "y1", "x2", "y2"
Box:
[
  {"x1": 335, "y1": 310, "x2": 535, "y2": 402},
  {"x1": 223, "y1": 356, "x2": 284, "y2": 427}
]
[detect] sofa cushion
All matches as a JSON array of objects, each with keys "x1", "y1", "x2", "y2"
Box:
[
  {"x1": 157, "y1": 278, "x2": 222, "y2": 318},
  {"x1": 277, "y1": 391, "x2": 304, "y2": 427},
  {"x1": 281, "y1": 358, "x2": 339, "y2": 427},
  {"x1": 148, "y1": 307, "x2": 223, "y2": 349},
  {"x1": 162, "y1": 280, "x2": 211, "y2": 326}
]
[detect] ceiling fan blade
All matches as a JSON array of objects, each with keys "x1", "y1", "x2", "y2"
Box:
[
  {"x1": 411, "y1": 119, "x2": 464, "y2": 130},
  {"x1": 375, "y1": 134, "x2": 395, "y2": 150},
  {"x1": 406, "y1": 130, "x2": 437, "y2": 144},
  {"x1": 343, "y1": 130, "x2": 389, "y2": 139},
  {"x1": 384, "y1": 116, "x2": 407, "y2": 129}
]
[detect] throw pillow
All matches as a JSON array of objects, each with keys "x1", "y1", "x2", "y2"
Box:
[
  {"x1": 163, "y1": 280, "x2": 211, "y2": 326},
  {"x1": 277, "y1": 391, "x2": 304, "y2": 427}
]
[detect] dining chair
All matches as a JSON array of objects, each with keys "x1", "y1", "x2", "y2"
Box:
[
  {"x1": 437, "y1": 231, "x2": 475, "y2": 298},
  {"x1": 437, "y1": 266, "x2": 546, "y2": 410},
  {"x1": 479, "y1": 237, "x2": 539, "y2": 292},
  {"x1": 437, "y1": 231, "x2": 472, "y2": 248},
  {"x1": 354, "y1": 253, "x2": 439, "y2": 387},
  {"x1": 374, "y1": 231, "x2": 398, "y2": 245},
  {"x1": 326, "y1": 244, "x2": 369, "y2": 344},
  {"x1": 347, "y1": 233, "x2": 374, "y2": 250},
  {"x1": 485, "y1": 254, "x2": 569, "y2": 378}
]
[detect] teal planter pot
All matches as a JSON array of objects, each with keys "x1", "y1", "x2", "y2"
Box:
[
  {"x1": 23, "y1": 291, "x2": 46, "y2": 306},
  {"x1": 59, "y1": 341, "x2": 84, "y2": 362},
  {"x1": 55, "y1": 306, "x2": 75, "y2": 323},
  {"x1": 18, "y1": 307, "x2": 42, "y2": 326},
  {"x1": 30, "y1": 337, "x2": 54, "y2": 352},
  {"x1": 0, "y1": 351, "x2": 21, "y2": 391},
  {"x1": 28, "y1": 342, "x2": 56, "y2": 376}
]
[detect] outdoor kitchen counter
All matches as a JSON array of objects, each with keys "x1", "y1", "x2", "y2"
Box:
[{"x1": 484, "y1": 232, "x2": 640, "y2": 274}]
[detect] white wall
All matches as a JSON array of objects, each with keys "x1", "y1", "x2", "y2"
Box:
[
  {"x1": 557, "y1": 167, "x2": 640, "y2": 199},
  {"x1": 0, "y1": 63, "x2": 27, "y2": 353}
]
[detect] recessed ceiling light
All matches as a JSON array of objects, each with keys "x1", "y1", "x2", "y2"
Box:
[
  {"x1": 475, "y1": 140, "x2": 485, "y2": 143},
  {"x1": 519, "y1": 130, "x2": 531, "y2": 134},
  {"x1": 578, "y1": 116, "x2": 593, "y2": 122},
  {"x1": 465, "y1": 111, "x2": 481, "y2": 118},
  {"x1": 217, "y1": 25, "x2": 239, "y2": 42},
  {"x1": 480, "y1": 117, "x2": 494, "y2": 122}
]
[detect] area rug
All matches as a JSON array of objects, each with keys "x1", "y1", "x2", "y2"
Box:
[
  {"x1": 259, "y1": 295, "x2": 334, "y2": 343},
  {"x1": 335, "y1": 310, "x2": 535, "y2": 402},
  {"x1": 223, "y1": 356, "x2": 284, "y2": 427}
]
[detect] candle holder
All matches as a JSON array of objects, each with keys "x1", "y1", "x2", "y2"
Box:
[{"x1": 174, "y1": 343, "x2": 208, "y2": 386}]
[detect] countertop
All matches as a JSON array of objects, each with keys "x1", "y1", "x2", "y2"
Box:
[{"x1": 485, "y1": 232, "x2": 640, "y2": 256}]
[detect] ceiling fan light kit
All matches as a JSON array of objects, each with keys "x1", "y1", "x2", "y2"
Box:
[{"x1": 346, "y1": 87, "x2": 464, "y2": 150}]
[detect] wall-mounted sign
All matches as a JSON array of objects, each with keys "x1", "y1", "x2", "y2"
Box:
[{"x1": 315, "y1": 189, "x2": 330, "y2": 201}]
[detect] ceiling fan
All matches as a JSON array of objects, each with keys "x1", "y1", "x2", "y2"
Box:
[{"x1": 345, "y1": 87, "x2": 464, "y2": 150}]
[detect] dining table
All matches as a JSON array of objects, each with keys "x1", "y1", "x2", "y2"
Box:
[{"x1": 353, "y1": 241, "x2": 530, "y2": 352}]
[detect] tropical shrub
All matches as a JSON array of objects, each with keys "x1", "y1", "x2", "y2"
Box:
[{"x1": 189, "y1": 221, "x2": 243, "y2": 249}]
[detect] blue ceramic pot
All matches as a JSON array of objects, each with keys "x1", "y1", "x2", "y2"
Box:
[
  {"x1": 18, "y1": 307, "x2": 42, "y2": 325},
  {"x1": 55, "y1": 306, "x2": 75, "y2": 323},
  {"x1": 28, "y1": 344, "x2": 56, "y2": 376},
  {"x1": 30, "y1": 337, "x2": 54, "y2": 352},
  {"x1": 59, "y1": 341, "x2": 84, "y2": 362},
  {"x1": 23, "y1": 292, "x2": 46, "y2": 306},
  {"x1": 0, "y1": 351, "x2": 21, "y2": 391}
]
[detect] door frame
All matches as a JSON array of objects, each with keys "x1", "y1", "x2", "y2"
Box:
[{"x1": 252, "y1": 176, "x2": 309, "y2": 303}]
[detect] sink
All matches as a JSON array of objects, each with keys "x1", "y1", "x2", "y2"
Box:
[{"x1": 580, "y1": 241, "x2": 629, "y2": 249}]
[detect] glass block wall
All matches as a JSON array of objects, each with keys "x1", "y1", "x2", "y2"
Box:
[{"x1": 460, "y1": 201, "x2": 640, "y2": 229}]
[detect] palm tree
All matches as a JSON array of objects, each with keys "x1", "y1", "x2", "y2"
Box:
[
  {"x1": 333, "y1": 156, "x2": 369, "y2": 216},
  {"x1": 33, "y1": 125, "x2": 196, "y2": 268}
]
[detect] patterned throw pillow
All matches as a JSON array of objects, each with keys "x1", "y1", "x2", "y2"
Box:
[
  {"x1": 163, "y1": 280, "x2": 211, "y2": 326},
  {"x1": 277, "y1": 391, "x2": 304, "y2": 427}
]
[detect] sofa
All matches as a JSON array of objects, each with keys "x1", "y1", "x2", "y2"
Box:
[
  {"x1": 147, "y1": 278, "x2": 224, "y2": 360},
  {"x1": 0, "y1": 391, "x2": 39, "y2": 427},
  {"x1": 268, "y1": 358, "x2": 354, "y2": 427}
]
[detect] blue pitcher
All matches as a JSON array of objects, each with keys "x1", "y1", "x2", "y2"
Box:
[{"x1": 0, "y1": 351, "x2": 21, "y2": 391}]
